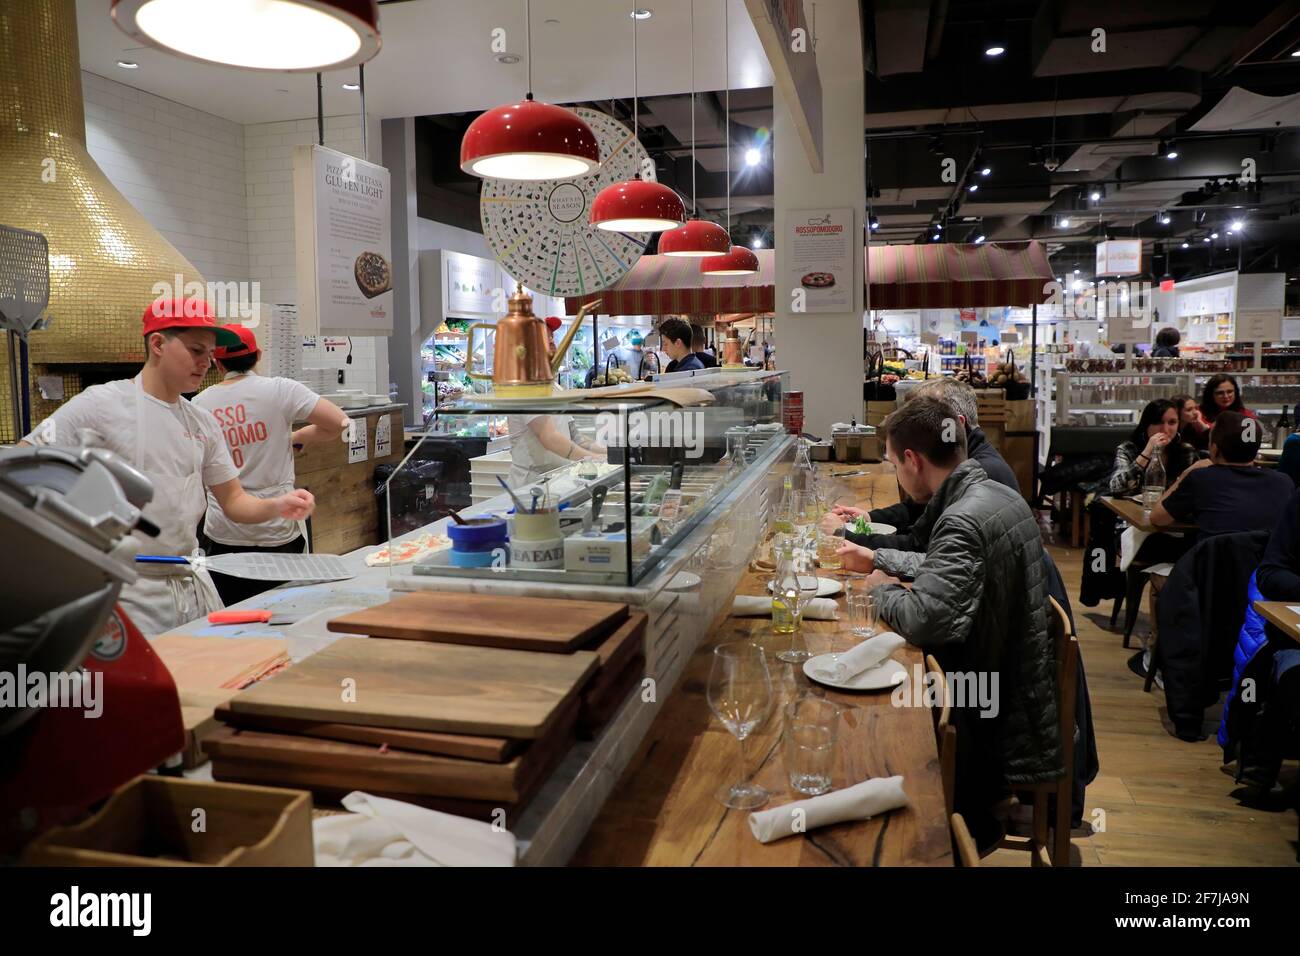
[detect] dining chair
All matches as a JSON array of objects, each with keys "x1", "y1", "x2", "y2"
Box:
[
  {"x1": 999, "y1": 597, "x2": 1079, "y2": 866},
  {"x1": 951, "y1": 813, "x2": 980, "y2": 867},
  {"x1": 925, "y1": 655, "x2": 955, "y2": 818}
]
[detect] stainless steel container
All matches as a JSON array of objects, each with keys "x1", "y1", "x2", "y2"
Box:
[{"x1": 831, "y1": 422, "x2": 876, "y2": 463}]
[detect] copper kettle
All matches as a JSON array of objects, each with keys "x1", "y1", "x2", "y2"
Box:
[{"x1": 467, "y1": 284, "x2": 601, "y2": 396}]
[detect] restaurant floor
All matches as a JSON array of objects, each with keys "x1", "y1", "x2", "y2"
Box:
[{"x1": 982, "y1": 516, "x2": 1299, "y2": 867}]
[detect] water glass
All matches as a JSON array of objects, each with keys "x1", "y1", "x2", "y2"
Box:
[
  {"x1": 816, "y1": 531, "x2": 843, "y2": 571},
  {"x1": 784, "y1": 696, "x2": 841, "y2": 796},
  {"x1": 847, "y1": 591, "x2": 877, "y2": 638}
]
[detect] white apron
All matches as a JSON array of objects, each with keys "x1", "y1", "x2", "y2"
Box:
[
  {"x1": 124, "y1": 377, "x2": 223, "y2": 636},
  {"x1": 506, "y1": 415, "x2": 577, "y2": 489}
]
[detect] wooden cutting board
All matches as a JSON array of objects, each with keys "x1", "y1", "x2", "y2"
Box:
[
  {"x1": 205, "y1": 698, "x2": 577, "y2": 806},
  {"x1": 328, "y1": 593, "x2": 630, "y2": 653},
  {"x1": 212, "y1": 705, "x2": 519, "y2": 763},
  {"x1": 225, "y1": 637, "x2": 597, "y2": 739},
  {"x1": 579, "y1": 655, "x2": 645, "y2": 740}
]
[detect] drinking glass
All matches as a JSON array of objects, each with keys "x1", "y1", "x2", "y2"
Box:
[
  {"x1": 790, "y1": 490, "x2": 814, "y2": 541},
  {"x1": 846, "y1": 590, "x2": 877, "y2": 638},
  {"x1": 707, "y1": 641, "x2": 775, "y2": 809},
  {"x1": 773, "y1": 576, "x2": 819, "y2": 663},
  {"x1": 784, "y1": 696, "x2": 842, "y2": 796},
  {"x1": 816, "y1": 530, "x2": 843, "y2": 572}
]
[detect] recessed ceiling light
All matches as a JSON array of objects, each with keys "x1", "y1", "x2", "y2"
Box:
[
  {"x1": 631, "y1": 8, "x2": 653, "y2": 19},
  {"x1": 117, "y1": 60, "x2": 139, "y2": 69},
  {"x1": 751, "y1": 236, "x2": 762, "y2": 249},
  {"x1": 1089, "y1": 190, "x2": 1101, "y2": 201},
  {"x1": 936, "y1": 223, "x2": 943, "y2": 230},
  {"x1": 341, "y1": 82, "x2": 360, "y2": 90},
  {"x1": 968, "y1": 184, "x2": 978, "y2": 192},
  {"x1": 1166, "y1": 150, "x2": 1179, "y2": 159},
  {"x1": 975, "y1": 235, "x2": 985, "y2": 243},
  {"x1": 981, "y1": 167, "x2": 991, "y2": 176},
  {"x1": 495, "y1": 53, "x2": 521, "y2": 64},
  {"x1": 1229, "y1": 220, "x2": 1244, "y2": 232},
  {"x1": 744, "y1": 147, "x2": 761, "y2": 167},
  {"x1": 1181, "y1": 241, "x2": 1189, "y2": 248},
  {"x1": 1159, "y1": 212, "x2": 1171, "y2": 224},
  {"x1": 1211, "y1": 231, "x2": 1219, "y2": 239},
  {"x1": 1073, "y1": 268, "x2": 1080, "y2": 274},
  {"x1": 1292, "y1": 49, "x2": 1300, "y2": 57},
  {"x1": 985, "y1": 46, "x2": 1005, "y2": 57},
  {"x1": 1203, "y1": 237, "x2": 1212, "y2": 243},
  {"x1": 1058, "y1": 216, "x2": 1071, "y2": 228}
]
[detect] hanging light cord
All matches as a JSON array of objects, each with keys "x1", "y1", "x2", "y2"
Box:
[
  {"x1": 525, "y1": 0, "x2": 534, "y2": 100},
  {"x1": 633, "y1": 4, "x2": 639, "y2": 140},
  {"x1": 690, "y1": 0, "x2": 697, "y2": 214},
  {"x1": 724, "y1": 0, "x2": 730, "y2": 232}
]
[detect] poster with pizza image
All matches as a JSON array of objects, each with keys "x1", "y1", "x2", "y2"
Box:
[{"x1": 788, "y1": 207, "x2": 854, "y2": 313}]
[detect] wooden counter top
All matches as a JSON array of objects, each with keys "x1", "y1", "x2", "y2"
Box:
[{"x1": 571, "y1": 466, "x2": 953, "y2": 867}]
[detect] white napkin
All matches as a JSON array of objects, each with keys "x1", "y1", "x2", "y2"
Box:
[
  {"x1": 731, "y1": 595, "x2": 838, "y2": 620},
  {"x1": 748, "y1": 775, "x2": 909, "y2": 844},
  {"x1": 312, "y1": 791, "x2": 517, "y2": 867},
  {"x1": 1119, "y1": 525, "x2": 1149, "y2": 573},
  {"x1": 833, "y1": 631, "x2": 906, "y2": 679}
]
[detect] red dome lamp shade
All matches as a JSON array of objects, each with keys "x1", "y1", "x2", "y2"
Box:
[
  {"x1": 658, "y1": 218, "x2": 731, "y2": 257},
  {"x1": 589, "y1": 177, "x2": 686, "y2": 232},
  {"x1": 460, "y1": 97, "x2": 600, "y2": 181},
  {"x1": 701, "y1": 245, "x2": 759, "y2": 276},
  {"x1": 111, "y1": 0, "x2": 381, "y2": 72}
]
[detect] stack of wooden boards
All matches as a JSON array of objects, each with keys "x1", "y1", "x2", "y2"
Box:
[{"x1": 205, "y1": 593, "x2": 646, "y2": 821}]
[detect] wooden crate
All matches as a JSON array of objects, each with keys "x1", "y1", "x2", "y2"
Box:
[
  {"x1": 1005, "y1": 399, "x2": 1036, "y2": 433},
  {"x1": 1001, "y1": 434, "x2": 1037, "y2": 503},
  {"x1": 23, "y1": 776, "x2": 313, "y2": 867},
  {"x1": 296, "y1": 409, "x2": 404, "y2": 554},
  {"x1": 865, "y1": 400, "x2": 898, "y2": 426}
]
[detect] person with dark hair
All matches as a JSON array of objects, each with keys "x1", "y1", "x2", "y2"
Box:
[
  {"x1": 690, "y1": 323, "x2": 719, "y2": 369},
  {"x1": 658, "y1": 317, "x2": 703, "y2": 373},
  {"x1": 193, "y1": 324, "x2": 350, "y2": 606},
  {"x1": 835, "y1": 395, "x2": 1062, "y2": 853},
  {"x1": 1152, "y1": 327, "x2": 1181, "y2": 358},
  {"x1": 1171, "y1": 392, "x2": 1211, "y2": 451},
  {"x1": 1102, "y1": 398, "x2": 1197, "y2": 497},
  {"x1": 1199, "y1": 373, "x2": 1256, "y2": 429},
  {"x1": 1151, "y1": 410, "x2": 1292, "y2": 537}
]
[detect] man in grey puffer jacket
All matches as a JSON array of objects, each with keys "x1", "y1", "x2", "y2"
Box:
[{"x1": 837, "y1": 395, "x2": 1062, "y2": 850}]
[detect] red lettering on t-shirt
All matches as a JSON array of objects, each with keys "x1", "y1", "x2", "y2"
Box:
[{"x1": 217, "y1": 402, "x2": 268, "y2": 469}]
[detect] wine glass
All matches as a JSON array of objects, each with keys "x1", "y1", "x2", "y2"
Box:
[{"x1": 707, "y1": 641, "x2": 775, "y2": 810}]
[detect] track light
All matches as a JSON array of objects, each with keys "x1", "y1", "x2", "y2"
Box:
[
  {"x1": 1159, "y1": 211, "x2": 1171, "y2": 225},
  {"x1": 869, "y1": 215, "x2": 879, "y2": 231},
  {"x1": 975, "y1": 234, "x2": 985, "y2": 243}
]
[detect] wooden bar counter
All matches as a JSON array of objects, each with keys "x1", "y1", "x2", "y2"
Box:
[{"x1": 571, "y1": 466, "x2": 953, "y2": 867}]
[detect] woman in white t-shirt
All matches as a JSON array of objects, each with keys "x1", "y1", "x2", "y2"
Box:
[{"x1": 192, "y1": 324, "x2": 349, "y2": 605}]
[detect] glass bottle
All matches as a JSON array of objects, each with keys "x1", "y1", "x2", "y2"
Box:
[
  {"x1": 1274, "y1": 404, "x2": 1292, "y2": 450},
  {"x1": 771, "y1": 540, "x2": 805, "y2": 637},
  {"x1": 791, "y1": 438, "x2": 815, "y2": 493},
  {"x1": 1142, "y1": 452, "x2": 1166, "y2": 519}
]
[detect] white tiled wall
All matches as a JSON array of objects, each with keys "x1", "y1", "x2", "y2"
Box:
[
  {"x1": 83, "y1": 71, "x2": 249, "y2": 288},
  {"x1": 82, "y1": 70, "x2": 388, "y2": 396}
]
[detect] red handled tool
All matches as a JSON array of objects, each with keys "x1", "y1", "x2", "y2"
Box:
[{"x1": 207, "y1": 610, "x2": 293, "y2": 625}]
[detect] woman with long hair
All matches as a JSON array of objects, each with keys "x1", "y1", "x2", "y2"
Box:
[
  {"x1": 1104, "y1": 398, "x2": 1197, "y2": 497},
  {"x1": 1171, "y1": 392, "x2": 1211, "y2": 451},
  {"x1": 1199, "y1": 374, "x2": 1256, "y2": 426}
]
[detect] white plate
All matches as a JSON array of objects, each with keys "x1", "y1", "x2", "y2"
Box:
[
  {"x1": 767, "y1": 576, "x2": 843, "y2": 598},
  {"x1": 843, "y1": 521, "x2": 896, "y2": 537},
  {"x1": 802, "y1": 654, "x2": 908, "y2": 691},
  {"x1": 667, "y1": 571, "x2": 702, "y2": 591}
]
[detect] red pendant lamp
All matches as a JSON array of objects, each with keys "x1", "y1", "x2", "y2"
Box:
[
  {"x1": 460, "y1": 1, "x2": 600, "y2": 180},
  {"x1": 590, "y1": 5, "x2": 685, "y2": 231},
  {"x1": 657, "y1": 0, "x2": 730, "y2": 257},
  {"x1": 702, "y1": 0, "x2": 758, "y2": 276},
  {"x1": 112, "y1": 0, "x2": 381, "y2": 72}
]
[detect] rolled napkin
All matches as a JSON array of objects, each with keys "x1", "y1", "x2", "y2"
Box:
[
  {"x1": 811, "y1": 632, "x2": 904, "y2": 686},
  {"x1": 749, "y1": 775, "x2": 909, "y2": 844},
  {"x1": 731, "y1": 595, "x2": 838, "y2": 620}
]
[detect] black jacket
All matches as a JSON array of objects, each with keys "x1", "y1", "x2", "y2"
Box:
[
  {"x1": 1156, "y1": 530, "x2": 1271, "y2": 739},
  {"x1": 856, "y1": 427, "x2": 1015, "y2": 551}
]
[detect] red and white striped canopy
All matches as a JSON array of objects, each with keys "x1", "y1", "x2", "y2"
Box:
[{"x1": 564, "y1": 241, "x2": 1053, "y2": 315}]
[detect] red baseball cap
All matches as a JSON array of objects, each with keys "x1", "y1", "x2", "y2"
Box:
[
  {"x1": 545, "y1": 316, "x2": 563, "y2": 333},
  {"x1": 141, "y1": 298, "x2": 241, "y2": 347},
  {"x1": 214, "y1": 324, "x2": 259, "y2": 360}
]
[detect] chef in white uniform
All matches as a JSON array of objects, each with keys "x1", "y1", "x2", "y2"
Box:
[
  {"x1": 506, "y1": 317, "x2": 605, "y2": 488},
  {"x1": 192, "y1": 323, "x2": 349, "y2": 606},
  {"x1": 20, "y1": 298, "x2": 315, "y2": 636}
]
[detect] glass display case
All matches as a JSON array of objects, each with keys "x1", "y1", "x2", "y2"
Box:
[{"x1": 385, "y1": 369, "x2": 789, "y2": 588}]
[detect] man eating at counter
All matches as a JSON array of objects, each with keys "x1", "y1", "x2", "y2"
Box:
[
  {"x1": 835, "y1": 395, "x2": 1063, "y2": 852},
  {"x1": 19, "y1": 297, "x2": 316, "y2": 636}
]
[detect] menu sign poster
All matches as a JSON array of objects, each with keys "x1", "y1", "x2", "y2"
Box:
[
  {"x1": 1236, "y1": 309, "x2": 1283, "y2": 342},
  {"x1": 788, "y1": 208, "x2": 853, "y2": 314},
  {"x1": 293, "y1": 145, "x2": 393, "y2": 337},
  {"x1": 1107, "y1": 312, "x2": 1147, "y2": 345},
  {"x1": 446, "y1": 251, "x2": 502, "y2": 316},
  {"x1": 347, "y1": 416, "x2": 369, "y2": 464},
  {"x1": 375, "y1": 414, "x2": 392, "y2": 457}
]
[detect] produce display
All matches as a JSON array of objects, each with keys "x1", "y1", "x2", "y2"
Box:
[
  {"x1": 988, "y1": 361, "x2": 1028, "y2": 389},
  {"x1": 588, "y1": 367, "x2": 633, "y2": 386}
]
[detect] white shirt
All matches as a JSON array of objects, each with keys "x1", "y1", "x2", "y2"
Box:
[
  {"x1": 192, "y1": 372, "x2": 320, "y2": 546},
  {"x1": 507, "y1": 414, "x2": 577, "y2": 487},
  {"x1": 22, "y1": 376, "x2": 238, "y2": 540}
]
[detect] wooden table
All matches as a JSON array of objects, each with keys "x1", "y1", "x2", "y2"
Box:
[
  {"x1": 1251, "y1": 601, "x2": 1300, "y2": 645},
  {"x1": 1098, "y1": 495, "x2": 1195, "y2": 535},
  {"x1": 570, "y1": 466, "x2": 953, "y2": 867}
]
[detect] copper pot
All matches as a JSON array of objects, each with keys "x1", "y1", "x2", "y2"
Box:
[{"x1": 467, "y1": 284, "x2": 600, "y2": 396}]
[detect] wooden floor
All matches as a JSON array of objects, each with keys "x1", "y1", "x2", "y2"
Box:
[{"x1": 982, "y1": 512, "x2": 1299, "y2": 866}]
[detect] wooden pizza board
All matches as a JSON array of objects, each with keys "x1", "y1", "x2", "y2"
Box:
[
  {"x1": 224, "y1": 637, "x2": 597, "y2": 739},
  {"x1": 327, "y1": 592, "x2": 630, "y2": 654}
]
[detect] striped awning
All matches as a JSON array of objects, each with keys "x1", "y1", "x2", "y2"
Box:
[
  {"x1": 564, "y1": 250, "x2": 775, "y2": 315},
  {"x1": 564, "y1": 241, "x2": 1053, "y2": 315},
  {"x1": 866, "y1": 241, "x2": 1054, "y2": 309}
]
